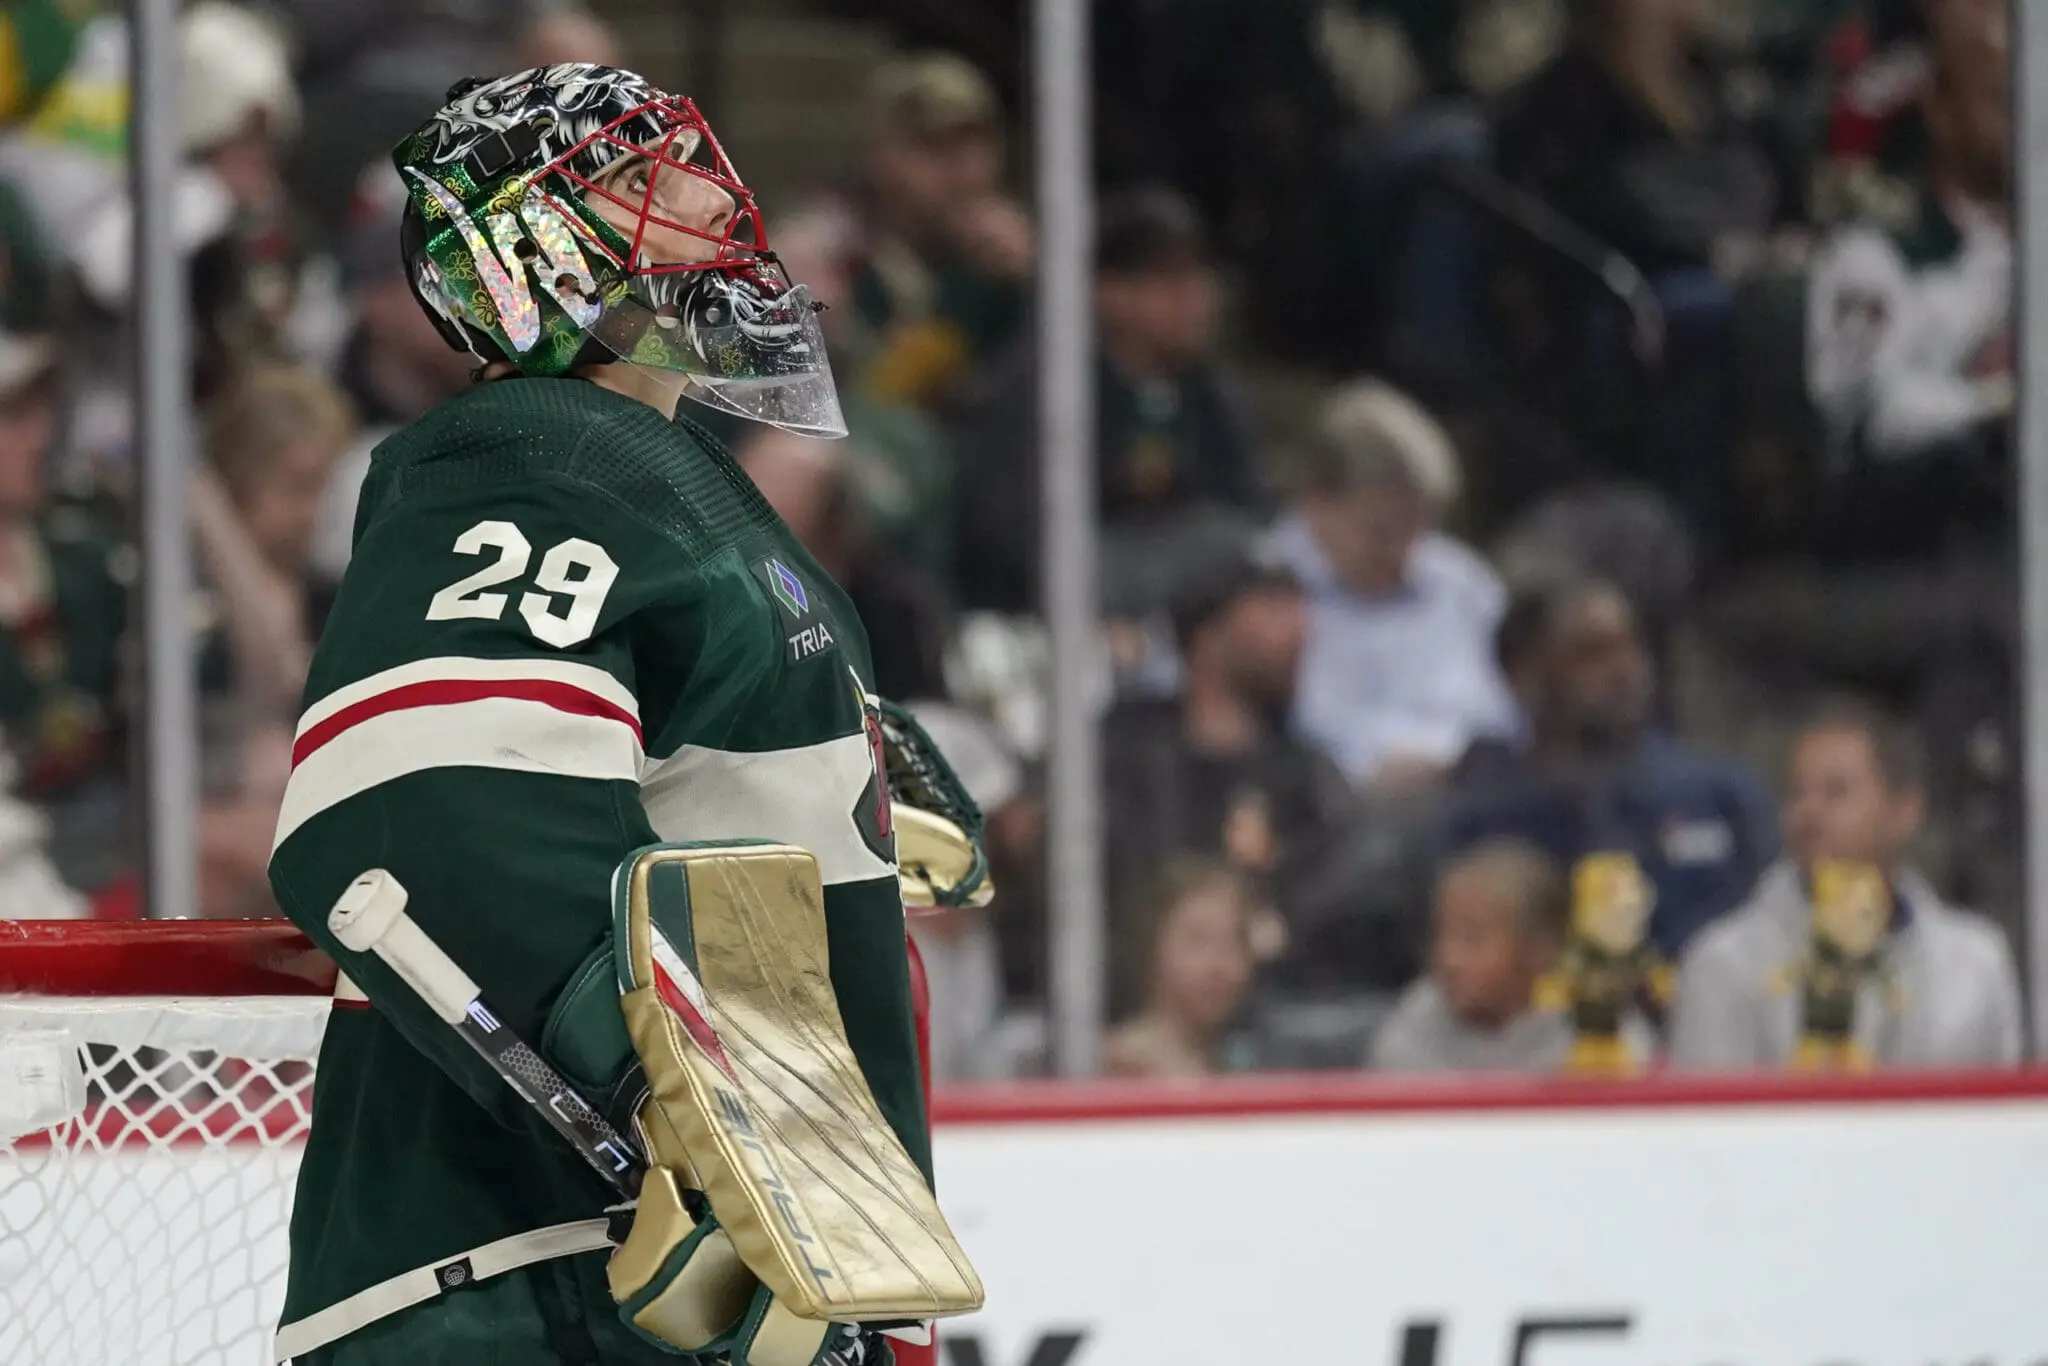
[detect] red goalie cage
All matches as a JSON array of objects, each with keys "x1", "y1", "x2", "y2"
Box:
[{"x1": 0, "y1": 921, "x2": 941, "y2": 1366}]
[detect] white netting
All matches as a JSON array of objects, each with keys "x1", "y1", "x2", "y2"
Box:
[{"x1": 0, "y1": 996, "x2": 329, "y2": 1366}]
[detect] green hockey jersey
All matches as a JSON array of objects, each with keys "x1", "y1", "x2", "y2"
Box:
[{"x1": 266, "y1": 377, "x2": 924, "y2": 1358}]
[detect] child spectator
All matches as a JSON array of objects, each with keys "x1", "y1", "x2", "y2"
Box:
[
  {"x1": 1669, "y1": 700, "x2": 2022, "y2": 1070},
  {"x1": 1104, "y1": 861, "x2": 1262, "y2": 1079},
  {"x1": 1372, "y1": 838, "x2": 1578, "y2": 1073}
]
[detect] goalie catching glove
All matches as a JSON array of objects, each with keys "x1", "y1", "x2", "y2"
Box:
[
  {"x1": 595, "y1": 841, "x2": 983, "y2": 1362},
  {"x1": 879, "y1": 699, "x2": 994, "y2": 911}
]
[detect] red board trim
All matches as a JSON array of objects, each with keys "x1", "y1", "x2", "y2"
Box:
[
  {"x1": 930, "y1": 1069, "x2": 2048, "y2": 1124},
  {"x1": 0, "y1": 921, "x2": 335, "y2": 996}
]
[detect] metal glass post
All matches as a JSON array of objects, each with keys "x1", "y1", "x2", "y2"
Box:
[
  {"x1": 1034, "y1": 0, "x2": 1103, "y2": 1076},
  {"x1": 131, "y1": 0, "x2": 199, "y2": 920}
]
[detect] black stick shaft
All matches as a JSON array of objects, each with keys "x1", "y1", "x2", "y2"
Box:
[
  {"x1": 445, "y1": 993, "x2": 646, "y2": 1198},
  {"x1": 327, "y1": 869, "x2": 646, "y2": 1199}
]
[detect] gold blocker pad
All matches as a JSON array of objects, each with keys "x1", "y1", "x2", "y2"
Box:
[{"x1": 613, "y1": 842, "x2": 984, "y2": 1323}]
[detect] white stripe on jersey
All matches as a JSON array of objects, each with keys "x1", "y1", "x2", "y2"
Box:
[
  {"x1": 273, "y1": 693, "x2": 643, "y2": 852},
  {"x1": 639, "y1": 734, "x2": 895, "y2": 888},
  {"x1": 294, "y1": 656, "x2": 640, "y2": 738}
]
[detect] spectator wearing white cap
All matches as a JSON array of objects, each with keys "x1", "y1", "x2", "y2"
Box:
[{"x1": 12, "y1": 3, "x2": 299, "y2": 312}]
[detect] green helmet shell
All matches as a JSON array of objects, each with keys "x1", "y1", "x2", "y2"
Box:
[{"x1": 394, "y1": 64, "x2": 685, "y2": 376}]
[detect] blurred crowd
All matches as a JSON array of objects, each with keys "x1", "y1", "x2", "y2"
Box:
[{"x1": 0, "y1": 0, "x2": 2026, "y2": 1081}]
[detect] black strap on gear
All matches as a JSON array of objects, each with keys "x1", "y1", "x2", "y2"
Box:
[{"x1": 465, "y1": 118, "x2": 545, "y2": 183}]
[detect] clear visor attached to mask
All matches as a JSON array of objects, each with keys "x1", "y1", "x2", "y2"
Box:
[{"x1": 584, "y1": 272, "x2": 847, "y2": 439}]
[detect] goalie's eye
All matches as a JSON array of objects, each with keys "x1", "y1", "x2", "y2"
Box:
[{"x1": 600, "y1": 159, "x2": 653, "y2": 201}]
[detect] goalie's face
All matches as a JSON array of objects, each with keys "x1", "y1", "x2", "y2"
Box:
[
  {"x1": 540, "y1": 94, "x2": 766, "y2": 274},
  {"x1": 581, "y1": 141, "x2": 740, "y2": 267}
]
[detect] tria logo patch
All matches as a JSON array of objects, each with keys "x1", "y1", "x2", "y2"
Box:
[{"x1": 787, "y1": 621, "x2": 836, "y2": 663}]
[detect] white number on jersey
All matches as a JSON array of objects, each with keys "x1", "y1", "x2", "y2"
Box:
[
  {"x1": 428, "y1": 521, "x2": 618, "y2": 648},
  {"x1": 425, "y1": 520, "x2": 531, "y2": 622},
  {"x1": 521, "y1": 538, "x2": 620, "y2": 648}
]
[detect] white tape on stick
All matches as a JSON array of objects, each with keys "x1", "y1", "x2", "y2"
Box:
[{"x1": 327, "y1": 869, "x2": 479, "y2": 1024}]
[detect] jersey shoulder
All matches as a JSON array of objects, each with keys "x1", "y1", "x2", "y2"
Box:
[{"x1": 362, "y1": 378, "x2": 782, "y2": 569}]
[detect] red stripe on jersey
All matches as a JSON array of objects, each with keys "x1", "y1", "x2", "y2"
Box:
[{"x1": 292, "y1": 676, "x2": 644, "y2": 768}]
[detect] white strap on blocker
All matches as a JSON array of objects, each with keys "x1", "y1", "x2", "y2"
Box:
[{"x1": 272, "y1": 1218, "x2": 615, "y2": 1361}]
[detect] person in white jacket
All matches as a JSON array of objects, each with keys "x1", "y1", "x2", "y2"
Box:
[
  {"x1": 1669, "y1": 700, "x2": 2021, "y2": 1070},
  {"x1": 1805, "y1": 0, "x2": 2011, "y2": 463}
]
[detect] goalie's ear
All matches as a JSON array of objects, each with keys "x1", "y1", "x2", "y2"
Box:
[{"x1": 400, "y1": 196, "x2": 529, "y2": 367}]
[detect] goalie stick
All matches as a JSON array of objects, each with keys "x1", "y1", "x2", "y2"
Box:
[{"x1": 327, "y1": 869, "x2": 645, "y2": 1199}]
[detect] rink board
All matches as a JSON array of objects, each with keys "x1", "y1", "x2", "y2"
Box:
[
  {"x1": 929, "y1": 1073, "x2": 2048, "y2": 1366},
  {"x1": 6, "y1": 1075, "x2": 2048, "y2": 1365}
]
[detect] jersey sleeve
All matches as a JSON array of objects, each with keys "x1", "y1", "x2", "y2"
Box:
[{"x1": 267, "y1": 411, "x2": 712, "y2": 1131}]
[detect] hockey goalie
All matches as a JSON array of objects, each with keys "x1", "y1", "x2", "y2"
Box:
[{"x1": 266, "y1": 64, "x2": 985, "y2": 1366}]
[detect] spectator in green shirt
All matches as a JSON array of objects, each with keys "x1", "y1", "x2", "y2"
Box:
[
  {"x1": 843, "y1": 51, "x2": 1033, "y2": 414},
  {"x1": 952, "y1": 186, "x2": 1264, "y2": 613}
]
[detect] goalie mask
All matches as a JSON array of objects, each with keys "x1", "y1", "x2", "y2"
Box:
[{"x1": 394, "y1": 63, "x2": 846, "y2": 437}]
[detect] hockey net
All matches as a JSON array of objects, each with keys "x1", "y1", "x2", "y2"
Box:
[
  {"x1": 0, "y1": 920, "x2": 942, "y2": 1366},
  {"x1": 0, "y1": 921, "x2": 334, "y2": 1366}
]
